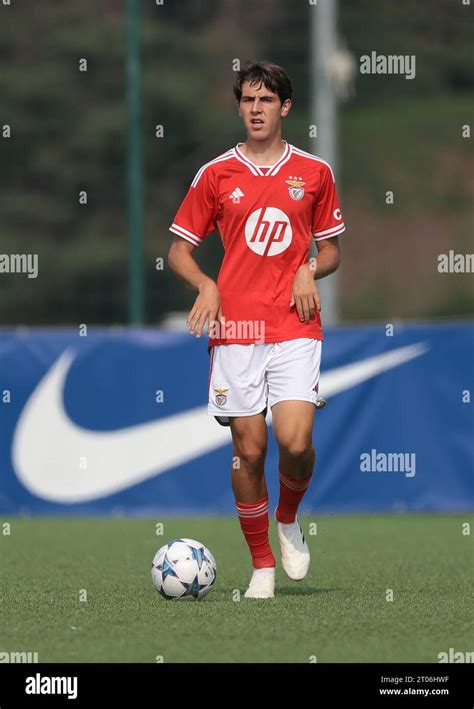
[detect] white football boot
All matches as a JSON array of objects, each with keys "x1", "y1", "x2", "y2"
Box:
[
  {"x1": 275, "y1": 509, "x2": 310, "y2": 580},
  {"x1": 244, "y1": 567, "x2": 275, "y2": 599}
]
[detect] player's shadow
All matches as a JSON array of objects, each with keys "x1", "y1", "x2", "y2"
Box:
[
  {"x1": 213, "y1": 586, "x2": 345, "y2": 598},
  {"x1": 276, "y1": 586, "x2": 344, "y2": 596}
]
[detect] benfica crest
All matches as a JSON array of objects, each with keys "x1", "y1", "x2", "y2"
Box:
[
  {"x1": 285, "y1": 176, "x2": 305, "y2": 201},
  {"x1": 214, "y1": 387, "x2": 229, "y2": 407}
]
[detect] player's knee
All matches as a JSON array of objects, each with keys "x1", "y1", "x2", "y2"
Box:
[
  {"x1": 280, "y1": 439, "x2": 314, "y2": 463},
  {"x1": 234, "y1": 445, "x2": 266, "y2": 473}
]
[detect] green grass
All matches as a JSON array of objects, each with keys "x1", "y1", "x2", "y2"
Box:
[{"x1": 1, "y1": 515, "x2": 472, "y2": 663}]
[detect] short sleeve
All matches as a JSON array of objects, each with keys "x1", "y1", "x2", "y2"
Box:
[
  {"x1": 312, "y1": 164, "x2": 346, "y2": 241},
  {"x1": 169, "y1": 166, "x2": 217, "y2": 246}
]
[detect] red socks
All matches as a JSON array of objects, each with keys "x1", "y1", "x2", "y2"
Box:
[
  {"x1": 236, "y1": 497, "x2": 276, "y2": 569},
  {"x1": 275, "y1": 469, "x2": 312, "y2": 523},
  {"x1": 236, "y1": 471, "x2": 312, "y2": 567}
]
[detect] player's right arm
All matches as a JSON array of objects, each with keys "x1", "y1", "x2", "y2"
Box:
[
  {"x1": 167, "y1": 238, "x2": 220, "y2": 337},
  {"x1": 168, "y1": 163, "x2": 220, "y2": 337}
]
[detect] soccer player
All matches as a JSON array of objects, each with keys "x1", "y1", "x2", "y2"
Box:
[{"x1": 168, "y1": 61, "x2": 345, "y2": 598}]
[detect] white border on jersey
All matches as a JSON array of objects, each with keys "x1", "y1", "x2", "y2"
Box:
[
  {"x1": 291, "y1": 146, "x2": 336, "y2": 183},
  {"x1": 313, "y1": 223, "x2": 346, "y2": 240},
  {"x1": 191, "y1": 150, "x2": 235, "y2": 187},
  {"x1": 233, "y1": 141, "x2": 292, "y2": 177},
  {"x1": 169, "y1": 223, "x2": 203, "y2": 246}
]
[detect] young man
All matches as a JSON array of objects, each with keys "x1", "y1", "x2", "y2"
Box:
[{"x1": 168, "y1": 61, "x2": 345, "y2": 598}]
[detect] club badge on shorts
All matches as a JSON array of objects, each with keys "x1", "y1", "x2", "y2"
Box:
[
  {"x1": 214, "y1": 387, "x2": 229, "y2": 407},
  {"x1": 285, "y1": 176, "x2": 305, "y2": 201}
]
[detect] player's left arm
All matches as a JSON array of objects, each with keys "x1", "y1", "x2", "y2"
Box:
[
  {"x1": 312, "y1": 235, "x2": 341, "y2": 278},
  {"x1": 290, "y1": 237, "x2": 340, "y2": 322},
  {"x1": 291, "y1": 159, "x2": 345, "y2": 321}
]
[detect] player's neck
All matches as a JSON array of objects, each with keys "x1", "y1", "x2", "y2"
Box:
[{"x1": 239, "y1": 135, "x2": 286, "y2": 166}]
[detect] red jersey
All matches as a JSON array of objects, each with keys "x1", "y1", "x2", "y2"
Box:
[{"x1": 169, "y1": 141, "x2": 345, "y2": 346}]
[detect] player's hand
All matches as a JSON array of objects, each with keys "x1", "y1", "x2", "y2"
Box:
[
  {"x1": 290, "y1": 263, "x2": 321, "y2": 323},
  {"x1": 187, "y1": 278, "x2": 221, "y2": 337}
]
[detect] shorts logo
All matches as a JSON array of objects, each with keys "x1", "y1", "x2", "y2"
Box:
[
  {"x1": 333, "y1": 208, "x2": 342, "y2": 220},
  {"x1": 285, "y1": 176, "x2": 305, "y2": 201},
  {"x1": 245, "y1": 207, "x2": 292, "y2": 256},
  {"x1": 214, "y1": 387, "x2": 229, "y2": 407}
]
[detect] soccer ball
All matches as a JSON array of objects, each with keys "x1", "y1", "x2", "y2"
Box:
[{"x1": 151, "y1": 538, "x2": 217, "y2": 601}]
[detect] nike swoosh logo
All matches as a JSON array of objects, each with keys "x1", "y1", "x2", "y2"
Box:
[{"x1": 12, "y1": 342, "x2": 428, "y2": 503}]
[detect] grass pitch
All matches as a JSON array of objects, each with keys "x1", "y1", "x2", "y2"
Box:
[{"x1": 1, "y1": 515, "x2": 472, "y2": 663}]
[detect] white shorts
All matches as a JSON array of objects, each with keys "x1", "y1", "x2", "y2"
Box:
[{"x1": 208, "y1": 338, "x2": 322, "y2": 426}]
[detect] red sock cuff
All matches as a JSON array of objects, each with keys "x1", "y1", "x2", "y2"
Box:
[
  {"x1": 279, "y1": 469, "x2": 312, "y2": 491},
  {"x1": 236, "y1": 496, "x2": 275, "y2": 568},
  {"x1": 236, "y1": 497, "x2": 269, "y2": 517}
]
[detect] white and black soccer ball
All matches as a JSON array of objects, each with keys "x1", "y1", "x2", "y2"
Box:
[{"x1": 151, "y1": 538, "x2": 217, "y2": 601}]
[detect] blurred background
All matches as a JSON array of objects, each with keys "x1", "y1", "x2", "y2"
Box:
[
  {"x1": 0, "y1": 0, "x2": 472, "y2": 665},
  {"x1": 0, "y1": 0, "x2": 472, "y2": 326},
  {"x1": 0, "y1": 0, "x2": 472, "y2": 517}
]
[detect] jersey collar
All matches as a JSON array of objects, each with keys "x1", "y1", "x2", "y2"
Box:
[{"x1": 233, "y1": 141, "x2": 292, "y2": 177}]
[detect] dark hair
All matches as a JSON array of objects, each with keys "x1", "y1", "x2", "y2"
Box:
[{"x1": 233, "y1": 61, "x2": 293, "y2": 105}]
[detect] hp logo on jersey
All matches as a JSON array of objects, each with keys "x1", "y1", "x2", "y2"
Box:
[{"x1": 245, "y1": 207, "x2": 292, "y2": 256}]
